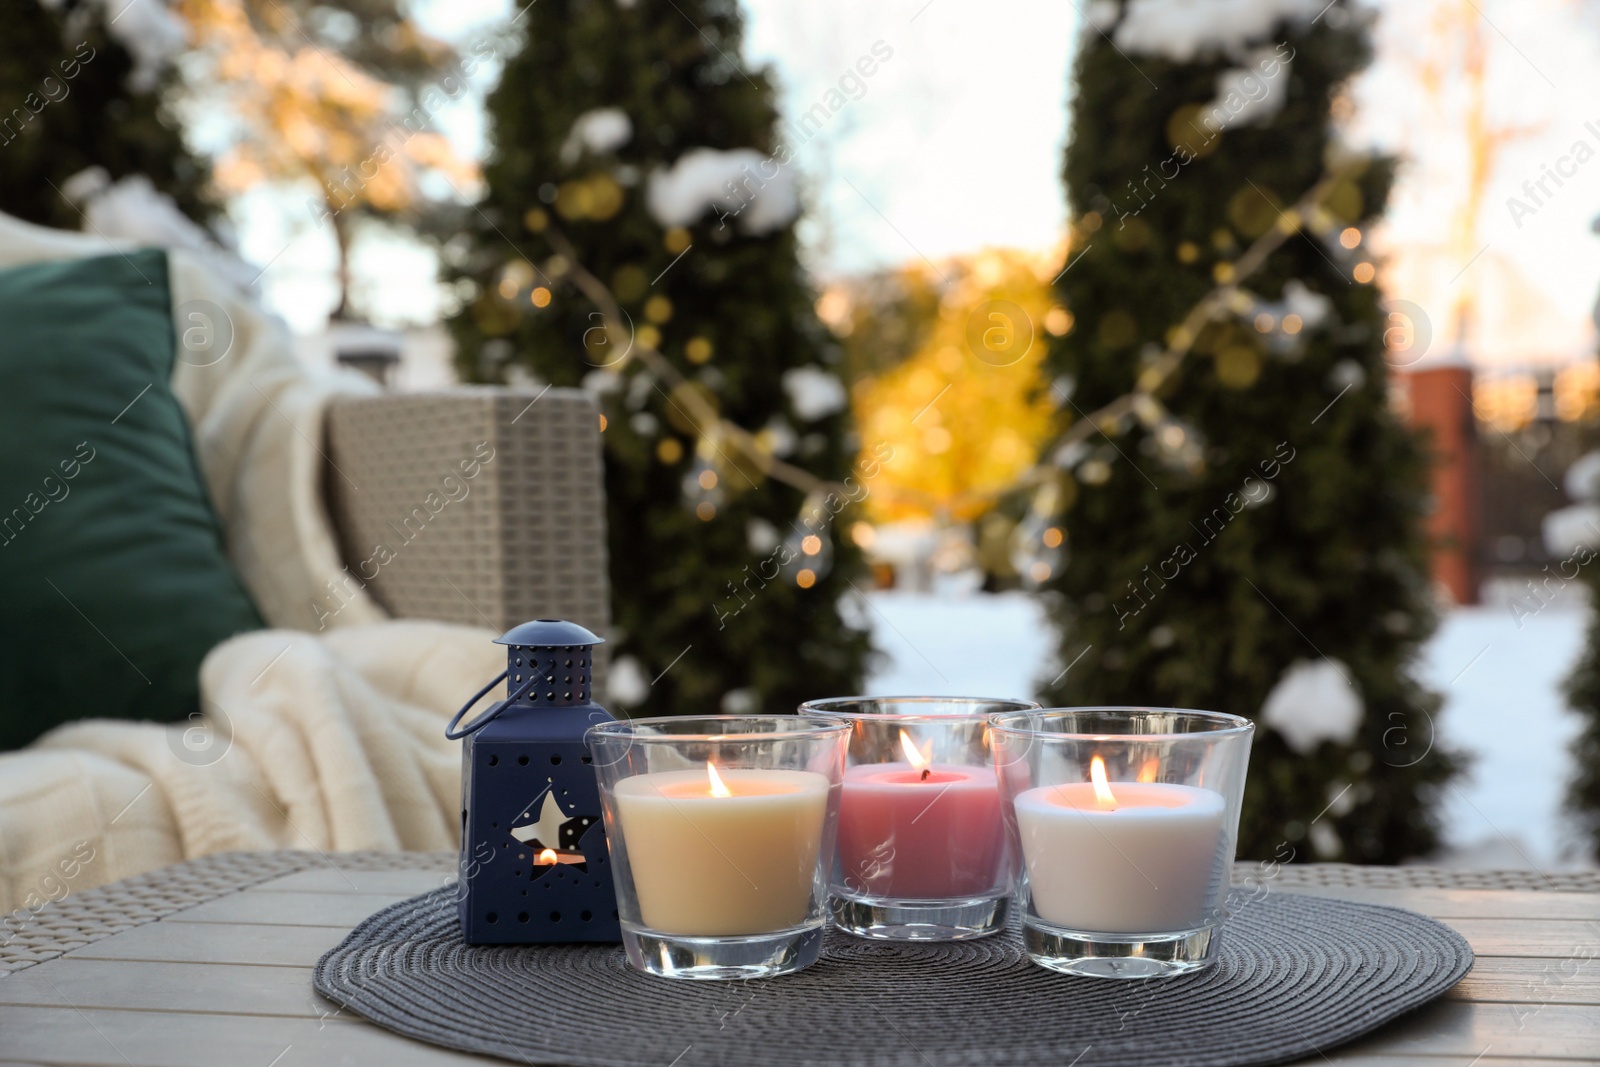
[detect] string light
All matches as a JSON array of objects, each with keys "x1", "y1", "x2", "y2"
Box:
[
  {"x1": 682, "y1": 449, "x2": 724, "y2": 520},
  {"x1": 1011, "y1": 493, "x2": 1067, "y2": 589},
  {"x1": 780, "y1": 491, "x2": 836, "y2": 588},
  {"x1": 534, "y1": 162, "x2": 1365, "y2": 545},
  {"x1": 1008, "y1": 479, "x2": 1069, "y2": 588},
  {"x1": 644, "y1": 295, "x2": 673, "y2": 323}
]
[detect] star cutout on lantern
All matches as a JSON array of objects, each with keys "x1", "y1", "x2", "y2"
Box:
[
  {"x1": 511, "y1": 791, "x2": 568, "y2": 848},
  {"x1": 510, "y1": 790, "x2": 597, "y2": 874}
]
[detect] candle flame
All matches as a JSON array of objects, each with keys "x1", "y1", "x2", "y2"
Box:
[
  {"x1": 898, "y1": 729, "x2": 932, "y2": 770},
  {"x1": 537, "y1": 848, "x2": 558, "y2": 865},
  {"x1": 1136, "y1": 758, "x2": 1159, "y2": 784},
  {"x1": 1090, "y1": 755, "x2": 1117, "y2": 810},
  {"x1": 707, "y1": 761, "x2": 733, "y2": 798}
]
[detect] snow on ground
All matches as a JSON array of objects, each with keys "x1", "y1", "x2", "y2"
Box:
[
  {"x1": 864, "y1": 591, "x2": 1052, "y2": 702},
  {"x1": 863, "y1": 588, "x2": 1595, "y2": 869},
  {"x1": 1417, "y1": 597, "x2": 1591, "y2": 869}
]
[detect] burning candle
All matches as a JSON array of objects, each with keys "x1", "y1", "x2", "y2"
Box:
[
  {"x1": 611, "y1": 761, "x2": 831, "y2": 936},
  {"x1": 836, "y1": 729, "x2": 1006, "y2": 899},
  {"x1": 532, "y1": 848, "x2": 586, "y2": 867},
  {"x1": 806, "y1": 696, "x2": 1033, "y2": 941},
  {"x1": 1013, "y1": 755, "x2": 1226, "y2": 933},
  {"x1": 589, "y1": 715, "x2": 848, "y2": 979}
]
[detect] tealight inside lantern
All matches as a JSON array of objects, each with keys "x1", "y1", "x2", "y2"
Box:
[{"x1": 508, "y1": 789, "x2": 596, "y2": 869}]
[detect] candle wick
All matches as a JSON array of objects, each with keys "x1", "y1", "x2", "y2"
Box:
[{"x1": 920, "y1": 768, "x2": 930, "y2": 782}]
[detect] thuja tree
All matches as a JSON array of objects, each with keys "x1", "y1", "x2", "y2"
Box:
[
  {"x1": 449, "y1": 0, "x2": 871, "y2": 715},
  {"x1": 0, "y1": 0, "x2": 210, "y2": 227},
  {"x1": 1039, "y1": 0, "x2": 1455, "y2": 862},
  {"x1": 1565, "y1": 573, "x2": 1600, "y2": 859}
]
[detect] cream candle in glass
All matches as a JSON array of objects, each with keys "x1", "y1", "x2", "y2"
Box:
[
  {"x1": 612, "y1": 763, "x2": 830, "y2": 936},
  {"x1": 992, "y1": 707, "x2": 1253, "y2": 979},
  {"x1": 587, "y1": 715, "x2": 849, "y2": 980}
]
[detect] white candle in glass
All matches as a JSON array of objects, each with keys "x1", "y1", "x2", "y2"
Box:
[
  {"x1": 613, "y1": 763, "x2": 830, "y2": 936},
  {"x1": 1014, "y1": 756, "x2": 1225, "y2": 933}
]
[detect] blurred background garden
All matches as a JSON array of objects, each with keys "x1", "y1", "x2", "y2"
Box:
[{"x1": 8, "y1": 0, "x2": 1600, "y2": 871}]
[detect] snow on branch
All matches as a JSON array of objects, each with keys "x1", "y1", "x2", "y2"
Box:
[
  {"x1": 61, "y1": 168, "x2": 257, "y2": 291},
  {"x1": 1113, "y1": 0, "x2": 1323, "y2": 62},
  {"x1": 1262, "y1": 659, "x2": 1364, "y2": 754},
  {"x1": 646, "y1": 148, "x2": 798, "y2": 236},
  {"x1": 560, "y1": 108, "x2": 633, "y2": 165}
]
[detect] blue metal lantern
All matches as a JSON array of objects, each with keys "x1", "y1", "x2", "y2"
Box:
[{"x1": 445, "y1": 619, "x2": 621, "y2": 945}]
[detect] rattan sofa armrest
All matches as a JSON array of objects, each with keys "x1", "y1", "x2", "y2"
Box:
[{"x1": 323, "y1": 387, "x2": 610, "y2": 651}]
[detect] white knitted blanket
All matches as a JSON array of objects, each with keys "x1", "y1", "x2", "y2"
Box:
[{"x1": 0, "y1": 214, "x2": 497, "y2": 918}]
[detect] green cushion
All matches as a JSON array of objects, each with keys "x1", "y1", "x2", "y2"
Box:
[{"x1": 0, "y1": 248, "x2": 263, "y2": 750}]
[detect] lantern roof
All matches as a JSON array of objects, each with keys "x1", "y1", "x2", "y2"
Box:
[{"x1": 494, "y1": 619, "x2": 605, "y2": 649}]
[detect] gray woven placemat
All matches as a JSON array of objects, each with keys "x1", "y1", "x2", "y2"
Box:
[{"x1": 314, "y1": 885, "x2": 1472, "y2": 1067}]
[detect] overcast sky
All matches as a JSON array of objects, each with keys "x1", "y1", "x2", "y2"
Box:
[{"x1": 740, "y1": 0, "x2": 1075, "y2": 277}]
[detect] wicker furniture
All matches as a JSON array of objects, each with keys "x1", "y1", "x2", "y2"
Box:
[
  {"x1": 2, "y1": 854, "x2": 1597, "y2": 1065},
  {"x1": 324, "y1": 387, "x2": 610, "y2": 662}
]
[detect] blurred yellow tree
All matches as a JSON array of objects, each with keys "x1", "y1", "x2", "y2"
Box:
[
  {"x1": 175, "y1": 0, "x2": 476, "y2": 316},
  {"x1": 851, "y1": 248, "x2": 1066, "y2": 522}
]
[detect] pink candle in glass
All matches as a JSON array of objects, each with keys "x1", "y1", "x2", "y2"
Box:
[{"x1": 835, "y1": 733, "x2": 1006, "y2": 900}]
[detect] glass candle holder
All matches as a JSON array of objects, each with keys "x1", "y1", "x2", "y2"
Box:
[
  {"x1": 585, "y1": 715, "x2": 848, "y2": 980},
  {"x1": 990, "y1": 707, "x2": 1254, "y2": 979},
  {"x1": 802, "y1": 696, "x2": 1038, "y2": 941}
]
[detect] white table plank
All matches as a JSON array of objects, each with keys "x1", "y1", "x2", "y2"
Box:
[
  {"x1": 0, "y1": 959, "x2": 333, "y2": 1019},
  {"x1": 164, "y1": 890, "x2": 412, "y2": 928},
  {"x1": 66, "y1": 921, "x2": 347, "y2": 968},
  {"x1": 1278, "y1": 884, "x2": 1600, "y2": 922},
  {"x1": 1437, "y1": 918, "x2": 1600, "y2": 959},
  {"x1": 1322, "y1": 1000, "x2": 1600, "y2": 1059},
  {"x1": 0, "y1": 1006, "x2": 494, "y2": 1067},
  {"x1": 1316, "y1": 1058, "x2": 1598, "y2": 1065},
  {"x1": 1454, "y1": 956, "x2": 1600, "y2": 1007},
  {"x1": 253, "y1": 869, "x2": 457, "y2": 897}
]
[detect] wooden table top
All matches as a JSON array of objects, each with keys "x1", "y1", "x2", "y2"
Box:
[{"x1": 1, "y1": 854, "x2": 1597, "y2": 1066}]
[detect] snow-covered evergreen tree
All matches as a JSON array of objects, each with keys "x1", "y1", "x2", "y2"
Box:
[
  {"x1": 449, "y1": 0, "x2": 871, "y2": 716},
  {"x1": 1, "y1": 0, "x2": 209, "y2": 227},
  {"x1": 1041, "y1": 0, "x2": 1456, "y2": 862}
]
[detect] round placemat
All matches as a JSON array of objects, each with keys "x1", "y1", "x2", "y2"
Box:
[{"x1": 314, "y1": 886, "x2": 1472, "y2": 1067}]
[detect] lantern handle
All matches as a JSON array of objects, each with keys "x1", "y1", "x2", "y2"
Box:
[{"x1": 445, "y1": 670, "x2": 539, "y2": 740}]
